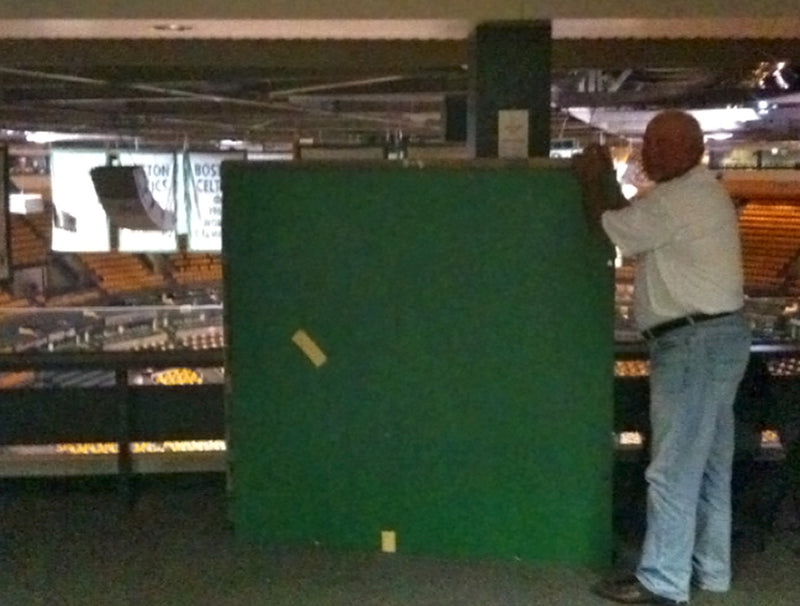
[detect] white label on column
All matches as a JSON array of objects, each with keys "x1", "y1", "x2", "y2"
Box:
[
  {"x1": 498, "y1": 109, "x2": 529, "y2": 159},
  {"x1": 291, "y1": 329, "x2": 327, "y2": 368}
]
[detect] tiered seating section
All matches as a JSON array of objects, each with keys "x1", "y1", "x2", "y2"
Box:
[
  {"x1": 0, "y1": 289, "x2": 28, "y2": 308},
  {"x1": 614, "y1": 360, "x2": 650, "y2": 378},
  {"x1": 169, "y1": 253, "x2": 222, "y2": 285},
  {"x1": 4, "y1": 194, "x2": 800, "y2": 308},
  {"x1": 9, "y1": 214, "x2": 48, "y2": 267},
  {"x1": 179, "y1": 330, "x2": 225, "y2": 350},
  {"x1": 21, "y1": 211, "x2": 53, "y2": 248},
  {"x1": 44, "y1": 289, "x2": 105, "y2": 307},
  {"x1": 76, "y1": 252, "x2": 222, "y2": 295},
  {"x1": 80, "y1": 253, "x2": 166, "y2": 294},
  {"x1": 614, "y1": 200, "x2": 800, "y2": 297},
  {"x1": 0, "y1": 212, "x2": 224, "y2": 305},
  {"x1": 738, "y1": 202, "x2": 800, "y2": 294},
  {"x1": 0, "y1": 213, "x2": 47, "y2": 307}
]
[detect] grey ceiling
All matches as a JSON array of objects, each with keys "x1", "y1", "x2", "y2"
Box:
[{"x1": 0, "y1": 36, "x2": 799, "y2": 150}]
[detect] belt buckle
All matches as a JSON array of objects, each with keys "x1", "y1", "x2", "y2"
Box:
[{"x1": 643, "y1": 315, "x2": 692, "y2": 340}]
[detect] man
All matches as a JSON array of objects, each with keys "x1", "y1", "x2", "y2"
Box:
[{"x1": 573, "y1": 110, "x2": 751, "y2": 604}]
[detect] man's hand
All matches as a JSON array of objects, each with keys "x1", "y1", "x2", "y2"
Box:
[
  {"x1": 572, "y1": 144, "x2": 614, "y2": 185},
  {"x1": 571, "y1": 144, "x2": 627, "y2": 240}
]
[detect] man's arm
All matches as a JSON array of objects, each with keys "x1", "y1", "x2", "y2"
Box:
[{"x1": 572, "y1": 144, "x2": 629, "y2": 236}]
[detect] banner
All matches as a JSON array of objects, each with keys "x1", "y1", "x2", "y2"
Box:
[
  {"x1": 50, "y1": 148, "x2": 257, "y2": 253},
  {"x1": 50, "y1": 149, "x2": 110, "y2": 251},
  {"x1": 50, "y1": 149, "x2": 178, "y2": 252},
  {"x1": 0, "y1": 147, "x2": 8, "y2": 280},
  {"x1": 184, "y1": 152, "x2": 243, "y2": 251},
  {"x1": 115, "y1": 151, "x2": 178, "y2": 252}
]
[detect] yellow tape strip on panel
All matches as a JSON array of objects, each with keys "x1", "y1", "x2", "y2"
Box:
[{"x1": 291, "y1": 329, "x2": 327, "y2": 368}]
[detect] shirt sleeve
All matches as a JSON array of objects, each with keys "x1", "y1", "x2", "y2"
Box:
[{"x1": 600, "y1": 193, "x2": 677, "y2": 256}]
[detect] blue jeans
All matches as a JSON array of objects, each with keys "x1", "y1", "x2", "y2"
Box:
[{"x1": 636, "y1": 312, "x2": 751, "y2": 603}]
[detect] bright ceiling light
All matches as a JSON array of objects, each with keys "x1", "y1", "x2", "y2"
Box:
[
  {"x1": 152, "y1": 23, "x2": 193, "y2": 33},
  {"x1": 689, "y1": 108, "x2": 761, "y2": 132},
  {"x1": 567, "y1": 107, "x2": 761, "y2": 138},
  {"x1": 25, "y1": 131, "x2": 84, "y2": 144},
  {"x1": 774, "y1": 66, "x2": 791, "y2": 90},
  {"x1": 219, "y1": 139, "x2": 244, "y2": 149},
  {"x1": 24, "y1": 130, "x2": 120, "y2": 144}
]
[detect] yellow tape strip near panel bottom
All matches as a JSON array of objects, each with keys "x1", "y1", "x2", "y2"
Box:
[{"x1": 291, "y1": 329, "x2": 327, "y2": 367}]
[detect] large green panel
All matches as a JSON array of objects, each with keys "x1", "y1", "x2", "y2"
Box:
[{"x1": 222, "y1": 160, "x2": 614, "y2": 566}]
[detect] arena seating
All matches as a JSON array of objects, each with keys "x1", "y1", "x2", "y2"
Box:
[
  {"x1": 44, "y1": 289, "x2": 106, "y2": 307},
  {"x1": 6, "y1": 198, "x2": 800, "y2": 307},
  {"x1": 9, "y1": 214, "x2": 48, "y2": 267},
  {"x1": 0, "y1": 288, "x2": 28, "y2": 307},
  {"x1": 614, "y1": 200, "x2": 800, "y2": 296},
  {"x1": 169, "y1": 252, "x2": 222, "y2": 285},
  {"x1": 738, "y1": 201, "x2": 800, "y2": 294},
  {"x1": 22, "y1": 211, "x2": 53, "y2": 243},
  {"x1": 79, "y1": 253, "x2": 166, "y2": 294}
]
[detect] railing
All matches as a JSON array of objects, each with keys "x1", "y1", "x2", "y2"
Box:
[
  {"x1": 0, "y1": 303, "x2": 226, "y2": 505},
  {"x1": 0, "y1": 348, "x2": 225, "y2": 504}
]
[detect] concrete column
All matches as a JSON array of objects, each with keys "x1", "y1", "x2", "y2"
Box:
[{"x1": 468, "y1": 21, "x2": 552, "y2": 158}]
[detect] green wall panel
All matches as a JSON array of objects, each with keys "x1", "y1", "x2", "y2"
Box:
[{"x1": 222, "y1": 160, "x2": 614, "y2": 566}]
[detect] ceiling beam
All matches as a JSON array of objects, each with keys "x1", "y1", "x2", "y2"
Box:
[
  {"x1": 1, "y1": 2, "x2": 799, "y2": 20},
  {"x1": 0, "y1": 38, "x2": 798, "y2": 75},
  {"x1": 553, "y1": 39, "x2": 800, "y2": 71},
  {"x1": 0, "y1": 39, "x2": 466, "y2": 72}
]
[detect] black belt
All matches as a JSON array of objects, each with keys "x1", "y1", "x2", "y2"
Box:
[{"x1": 641, "y1": 311, "x2": 735, "y2": 340}]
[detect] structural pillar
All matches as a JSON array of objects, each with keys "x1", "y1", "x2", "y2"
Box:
[{"x1": 468, "y1": 21, "x2": 552, "y2": 158}]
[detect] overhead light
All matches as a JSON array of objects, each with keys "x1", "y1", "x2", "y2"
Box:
[
  {"x1": 706, "y1": 132, "x2": 733, "y2": 141},
  {"x1": 690, "y1": 108, "x2": 761, "y2": 132},
  {"x1": 24, "y1": 130, "x2": 112, "y2": 144},
  {"x1": 772, "y1": 61, "x2": 798, "y2": 90},
  {"x1": 755, "y1": 59, "x2": 798, "y2": 91},
  {"x1": 24, "y1": 130, "x2": 85, "y2": 144},
  {"x1": 219, "y1": 139, "x2": 245, "y2": 149},
  {"x1": 152, "y1": 23, "x2": 194, "y2": 33}
]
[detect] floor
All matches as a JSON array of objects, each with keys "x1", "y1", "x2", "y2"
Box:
[{"x1": 0, "y1": 471, "x2": 798, "y2": 606}]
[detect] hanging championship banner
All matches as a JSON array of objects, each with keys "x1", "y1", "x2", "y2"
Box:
[
  {"x1": 0, "y1": 147, "x2": 9, "y2": 281},
  {"x1": 185, "y1": 152, "x2": 243, "y2": 251},
  {"x1": 50, "y1": 149, "x2": 110, "y2": 251},
  {"x1": 50, "y1": 149, "x2": 179, "y2": 252},
  {"x1": 114, "y1": 151, "x2": 178, "y2": 252}
]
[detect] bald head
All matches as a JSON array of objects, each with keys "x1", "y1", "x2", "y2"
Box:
[{"x1": 641, "y1": 110, "x2": 705, "y2": 183}]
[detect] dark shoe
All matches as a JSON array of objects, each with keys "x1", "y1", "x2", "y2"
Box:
[{"x1": 592, "y1": 574, "x2": 686, "y2": 604}]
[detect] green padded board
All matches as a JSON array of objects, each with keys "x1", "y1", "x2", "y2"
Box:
[{"x1": 222, "y1": 160, "x2": 614, "y2": 566}]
